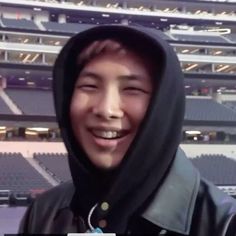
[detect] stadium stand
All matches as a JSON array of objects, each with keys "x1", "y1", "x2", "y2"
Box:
[
  {"x1": 185, "y1": 97, "x2": 236, "y2": 122},
  {"x1": 224, "y1": 33, "x2": 236, "y2": 43},
  {"x1": 41, "y1": 22, "x2": 93, "y2": 33},
  {"x1": 5, "y1": 88, "x2": 55, "y2": 116},
  {"x1": 1, "y1": 18, "x2": 39, "y2": 31},
  {"x1": 4, "y1": 88, "x2": 236, "y2": 123},
  {"x1": 223, "y1": 101, "x2": 236, "y2": 112},
  {"x1": 191, "y1": 154, "x2": 236, "y2": 185},
  {"x1": 0, "y1": 95, "x2": 14, "y2": 114},
  {"x1": 34, "y1": 152, "x2": 71, "y2": 183},
  {"x1": 171, "y1": 34, "x2": 229, "y2": 44},
  {"x1": 0, "y1": 152, "x2": 52, "y2": 195}
]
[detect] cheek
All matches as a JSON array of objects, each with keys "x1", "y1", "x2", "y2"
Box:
[
  {"x1": 70, "y1": 93, "x2": 87, "y2": 123},
  {"x1": 124, "y1": 97, "x2": 150, "y2": 125}
]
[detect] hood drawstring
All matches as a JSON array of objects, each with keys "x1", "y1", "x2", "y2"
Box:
[{"x1": 87, "y1": 203, "x2": 103, "y2": 233}]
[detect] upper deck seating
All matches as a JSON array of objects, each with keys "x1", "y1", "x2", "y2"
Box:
[
  {"x1": 191, "y1": 154, "x2": 236, "y2": 185},
  {"x1": 42, "y1": 22, "x2": 93, "y2": 33},
  {"x1": 1, "y1": 18, "x2": 39, "y2": 31},
  {"x1": 34, "y1": 153, "x2": 71, "y2": 183},
  {"x1": 171, "y1": 34, "x2": 229, "y2": 44},
  {"x1": 0, "y1": 152, "x2": 52, "y2": 194},
  {"x1": 185, "y1": 98, "x2": 236, "y2": 122},
  {"x1": 5, "y1": 88, "x2": 55, "y2": 116},
  {"x1": 0, "y1": 96, "x2": 13, "y2": 114}
]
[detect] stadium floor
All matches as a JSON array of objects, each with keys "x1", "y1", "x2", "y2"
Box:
[{"x1": 0, "y1": 206, "x2": 26, "y2": 235}]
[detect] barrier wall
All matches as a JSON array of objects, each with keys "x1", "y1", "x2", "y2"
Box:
[{"x1": 0, "y1": 141, "x2": 235, "y2": 159}]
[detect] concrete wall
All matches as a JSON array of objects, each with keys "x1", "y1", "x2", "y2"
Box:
[
  {"x1": 180, "y1": 144, "x2": 236, "y2": 159},
  {"x1": 0, "y1": 141, "x2": 66, "y2": 157},
  {"x1": 0, "y1": 141, "x2": 235, "y2": 160}
]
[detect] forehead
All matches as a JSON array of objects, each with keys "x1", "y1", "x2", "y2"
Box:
[
  {"x1": 80, "y1": 51, "x2": 153, "y2": 79},
  {"x1": 82, "y1": 50, "x2": 156, "y2": 79}
]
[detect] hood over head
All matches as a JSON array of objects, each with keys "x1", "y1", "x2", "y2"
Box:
[{"x1": 53, "y1": 25, "x2": 185, "y2": 233}]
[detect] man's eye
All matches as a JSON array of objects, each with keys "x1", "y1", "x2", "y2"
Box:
[
  {"x1": 124, "y1": 87, "x2": 149, "y2": 94},
  {"x1": 76, "y1": 84, "x2": 97, "y2": 90}
]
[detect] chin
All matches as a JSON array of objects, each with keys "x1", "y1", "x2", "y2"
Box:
[{"x1": 90, "y1": 156, "x2": 122, "y2": 171}]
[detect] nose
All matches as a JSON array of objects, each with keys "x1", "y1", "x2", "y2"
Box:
[{"x1": 93, "y1": 89, "x2": 124, "y2": 120}]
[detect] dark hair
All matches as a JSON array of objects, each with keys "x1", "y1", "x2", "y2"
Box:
[{"x1": 77, "y1": 38, "x2": 157, "y2": 79}]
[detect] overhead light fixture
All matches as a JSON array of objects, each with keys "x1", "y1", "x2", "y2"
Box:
[
  {"x1": 185, "y1": 64, "x2": 198, "y2": 71},
  {"x1": 28, "y1": 127, "x2": 49, "y2": 132},
  {"x1": 216, "y1": 65, "x2": 230, "y2": 72},
  {"x1": 23, "y1": 39, "x2": 29, "y2": 43},
  {"x1": 214, "y1": 51, "x2": 222, "y2": 55},
  {"x1": 191, "y1": 49, "x2": 200, "y2": 54},
  {"x1": 25, "y1": 130, "x2": 37, "y2": 136},
  {"x1": 181, "y1": 49, "x2": 189, "y2": 53},
  {"x1": 22, "y1": 54, "x2": 31, "y2": 63},
  {"x1": 30, "y1": 54, "x2": 40, "y2": 63},
  {"x1": 185, "y1": 130, "x2": 201, "y2": 135}
]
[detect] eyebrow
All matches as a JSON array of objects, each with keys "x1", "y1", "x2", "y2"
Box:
[
  {"x1": 79, "y1": 71, "x2": 102, "y2": 81},
  {"x1": 79, "y1": 71, "x2": 145, "y2": 81}
]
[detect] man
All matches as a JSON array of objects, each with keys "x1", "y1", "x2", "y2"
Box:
[{"x1": 19, "y1": 25, "x2": 236, "y2": 235}]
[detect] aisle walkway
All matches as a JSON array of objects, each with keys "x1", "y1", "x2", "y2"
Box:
[{"x1": 0, "y1": 206, "x2": 26, "y2": 235}]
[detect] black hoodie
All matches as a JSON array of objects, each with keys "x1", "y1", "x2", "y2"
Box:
[
  {"x1": 53, "y1": 25, "x2": 184, "y2": 232},
  {"x1": 18, "y1": 25, "x2": 236, "y2": 235}
]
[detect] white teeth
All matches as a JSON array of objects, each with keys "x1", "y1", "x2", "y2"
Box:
[{"x1": 93, "y1": 130, "x2": 120, "y2": 139}]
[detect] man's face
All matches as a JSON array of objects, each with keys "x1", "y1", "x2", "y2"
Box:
[{"x1": 70, "y1": 50, "x2": 153, "y2": 170}]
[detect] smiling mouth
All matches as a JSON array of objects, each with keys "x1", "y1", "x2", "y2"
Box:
[{"x1": 90, "y1": 130, "x2": 127, "y2": 140}]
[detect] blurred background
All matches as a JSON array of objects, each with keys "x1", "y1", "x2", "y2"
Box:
[{"x1": 1, "y1": 0, "x2": 236, "y2": 234}]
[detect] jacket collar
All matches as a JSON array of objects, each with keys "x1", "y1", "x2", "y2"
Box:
[{"x1": 142, "y1": 148, "x2": 200, "y2": 235}]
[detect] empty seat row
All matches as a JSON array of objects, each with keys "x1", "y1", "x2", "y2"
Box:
[{"x1": 191, "y1": 154, "x2": 236, "y2": 185}]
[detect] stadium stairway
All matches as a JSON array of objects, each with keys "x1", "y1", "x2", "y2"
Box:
[
  {"x1": 0, "y1": 90, "x2": 22, "y2": 114},
  {"x1": 34, "y1": 20, "x2": 46, "y2": 31},
  {"x1": 25, "y1": 157, "x2": 59, "y2": 187}
]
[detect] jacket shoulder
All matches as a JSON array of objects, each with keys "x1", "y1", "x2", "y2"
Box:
[
  {"x1": 18, "y1": 181, "x2": 75, "y2": 233},
  {"x1": 35, "y1": 180, "x2": 75, "y2": 207},
  {"x1": 198, "y1": 177, "x2": 236, "y2": 214},
  {"x1": 192, "y1": 177, "x2": 236, "y2": 235}
]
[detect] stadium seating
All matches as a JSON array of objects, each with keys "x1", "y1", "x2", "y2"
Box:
[
  {"x1": 171, "y1": 34, "x2": 229, "y2": 44},
  {"x1": 0, "y1": 96, "x2": 13, "y2": 114},
  {"x1": 224, "y1": 33, "x2": 236, "y2": 43},
  {"x1": 34, "y1": 152, "x2": 71, "y2": 183},
  {"x1": 41, "y1": 22, "x2": 93, "y2": 33},
  {"x1": 191, "y1": 154, "x2": 236, "y2": 185},
  {"x1": 223, "y1": 101, "x2": 236, "y2": 112},
  {"x1": 1, "y1": 18, "x2": 39, "y2": 31},
  {"x1": 5, "y1": 88, "x2": 55, "y2": 116},
  {"x1": 0, "y1": 152, "x2": 52, "y2": 194},
  {"x1": 185, "y1": 98, "x2": 236, "y2": 122}
]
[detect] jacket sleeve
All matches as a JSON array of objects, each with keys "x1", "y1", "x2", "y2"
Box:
[{"x1": 225, "y1": 213, "x2": 236, "y2": 236}]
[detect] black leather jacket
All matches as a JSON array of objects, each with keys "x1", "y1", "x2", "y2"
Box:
[{"x1": 18, "y1": 149, "x2": 236, "y2": 235}]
